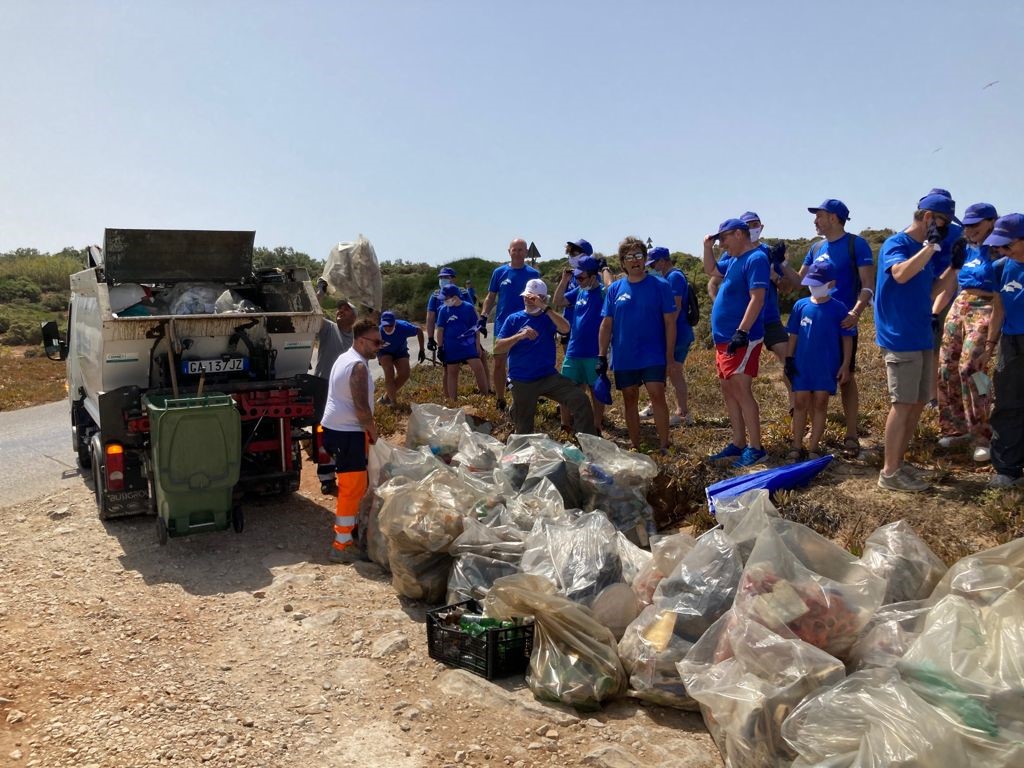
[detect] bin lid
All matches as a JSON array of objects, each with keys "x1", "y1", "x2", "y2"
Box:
[{"x1": 102, "y1": 229, "x2": 255, "y2": 284}]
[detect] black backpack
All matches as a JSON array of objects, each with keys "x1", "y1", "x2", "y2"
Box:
[{"x1": 686, "y1": 282, "x2": 700, "y2": 326}]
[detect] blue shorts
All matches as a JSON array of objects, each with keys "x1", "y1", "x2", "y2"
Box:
[
  {"x1": 445, "y1": 353, "x2": 479, "y2": 365},
  {"x1": 380, "y1": 351, "x2": 410, "y2": 361},
  {"x1": 614, "y1": 365, "x2": 666, "y2": 390},
  {"x1": 791, "y1": 370, "x2": 839, "y2": 396},
  {"x1": 560, "y1": 356, "x2": 598, "y2": 386}
]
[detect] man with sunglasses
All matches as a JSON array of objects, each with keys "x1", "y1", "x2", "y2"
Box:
[
  {"x1": 321, "y1": 319, "x2": 382, "y2": 562},
  {"x1": 702, "y1": 219, "x2": 770, "y2": 468},
  {"x1": 874, "y1": 194, "x2": 960, "y2": 492}
]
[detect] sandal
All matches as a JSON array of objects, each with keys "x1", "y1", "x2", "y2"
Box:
[
  {"x1": 786, "y1": 449, "x2": 805, "y2": 461},
  {"x1": 842, "y1": 438, "x2": 860, "y2": 458}
]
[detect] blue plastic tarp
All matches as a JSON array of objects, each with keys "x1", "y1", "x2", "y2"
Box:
[{"x1": 705, "y1": 454, "x2": 833, "y2": 513}]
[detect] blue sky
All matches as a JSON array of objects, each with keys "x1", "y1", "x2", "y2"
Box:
[{"x1": 1, "y1": 1, "x2": 1020, "y2": 265}]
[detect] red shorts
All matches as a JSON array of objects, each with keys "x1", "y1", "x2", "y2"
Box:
[{"x1": 715, "y1": 341, "x2": 763, "y2": 379}]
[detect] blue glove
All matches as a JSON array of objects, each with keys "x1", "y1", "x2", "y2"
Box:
[
  {"x1": 768, "y1": 242, "x2": 787, "y2": 266},
  {"x1": 727, "y1": 329, "x2": 749, "y2": 355}
]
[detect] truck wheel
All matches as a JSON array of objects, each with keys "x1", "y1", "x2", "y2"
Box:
[
  {"x1": 91, "y1": 438, "x2": 113, "y2": 521},
  {"x1": 231, "y1": 506, "x2": 244, "y2": 534},
  {"x1": 156, "y1": 516, "x2": 168, "y2": 546},
  {"x1": 75, "y1": 425, "x2": 92, "y2": 470}
]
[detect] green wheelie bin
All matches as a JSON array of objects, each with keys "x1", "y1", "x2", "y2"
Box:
[{"x1": 144, "y1": 393, "x2": 242, "y2": 544}]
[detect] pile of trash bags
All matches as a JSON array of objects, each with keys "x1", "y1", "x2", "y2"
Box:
[{"x1": 361, "y1": 405, "x2": 1024, "y2": 765}]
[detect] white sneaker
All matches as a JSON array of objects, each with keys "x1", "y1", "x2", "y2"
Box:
[
  {"x1": 937, "y1": 434, "x2": 969, "y2": 448},
  {"x1": 638, "y1": 404, "x2": 654, "y2": 419},
  {"x1": 974, "y1": 446, "x2": 991, "y2": 463}
]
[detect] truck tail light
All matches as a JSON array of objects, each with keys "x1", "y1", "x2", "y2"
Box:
[
  {"x1": 105, "y1": 443, "x2": 125, "y2": 492},
  {"x1": 315, "y1": 425, "x2": 331, "y2": 465}
]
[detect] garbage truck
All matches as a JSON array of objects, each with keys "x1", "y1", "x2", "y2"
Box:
[{"x1": 40, "y1": 229, "x2": 328, "y2": 543}]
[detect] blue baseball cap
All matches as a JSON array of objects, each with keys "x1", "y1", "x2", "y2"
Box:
[
  {"x1": 918, "y1": 193, "x2": 962, "y2": 225},
  {"x1": 566, "y1": 238, "x2": 594, "y2": 256},
  {"x1": 801, "y1": 260, "x2": 836, "y2": 287},
  {"x1": 440, "y1": 283, "x2": 461, "y2": 298},
  {"x1": 380, "y1": 311, "x2": 396, "y2": 326},
  {"x1": 713, "y1": 218, "x2": 749, "y2": 238},
  {"x1": 962, "y1": 202, "x2": 999, "y2": 226},
  {"x1": 927, "y1": 188, "x2": 952, "y2": 198},
  {"x1": 808, "y1": 199, "x2": 851, "y2": 222},
  {"x1": 645, "y1": 246, "x2": 671, "y2": 267},
  {"x1": 438, "y1": 266, "x2": 456, "y2": 278},
  {"x1": 573, "y1": 255, "x2": 603, "y2": 276},
  {"x1": 592, "y1": 372, "x2": 613, "y2": 405},
  {"x1": 983, "y1": 213, "x2": 1024, "y2": 247},
  {"x1": 739, "y1": 211, "x2": 761, "y2": 224}
]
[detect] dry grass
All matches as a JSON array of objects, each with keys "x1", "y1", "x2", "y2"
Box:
[{"x1": 0, "y1": 346, "x2": 67, "y2": 412}]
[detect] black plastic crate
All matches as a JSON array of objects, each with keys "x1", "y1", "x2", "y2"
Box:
[{"x1": 426, "y1": 599, "x2": 534, "y2": 680}]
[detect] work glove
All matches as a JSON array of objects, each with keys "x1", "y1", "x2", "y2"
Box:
[
  {"x1": 417, "y1": 348, "x2": 426, "y2": 363},
  {"x1": 925, "y1": 223, "x2": 947, "y2": 248},
  {"x1": 768, "y1": 242, "x2": 787, "y2": 266},
  {"x1": 931, "y1": 314, "x2": 941, "y2": 335},
  {"x1": 950, "y1": 237, "x2": 968, "y2": 269},
  {"x1": 558, "y1": 332, "x2": 569, "y2": 348},
  {"x1": 437, "y1": 346, "x2": 446, "y2": 363},
  {"x1": 315, "y1": 278, "x2": 328, "y2": 295},
  {"x1": 784, "y1": 356, "x2": 798, "y2": 382},
  {"x1": 427, "y1": 338, "x2": 438, "y2": 353},
  {"x1": 476, "y1": 315, "x2": 489, "y2": 338},
  {"x1": 727, "y1": 329, "x2": 749, "y2": 355},
  {"x1": 595, "y1": 356, "x2": 608, "y2": 377}
]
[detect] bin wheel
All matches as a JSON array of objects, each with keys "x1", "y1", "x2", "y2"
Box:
[
  {"x1": 231, "y1": 506, "x2": 244, "y2": 534},
  {"x1": 156, "y1": 516, "x2": 168, "y2": 546}
]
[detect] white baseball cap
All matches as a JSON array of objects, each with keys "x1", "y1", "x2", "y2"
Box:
[{"x1": 520, "y1": 278, "x2": 548, "y2": 298}]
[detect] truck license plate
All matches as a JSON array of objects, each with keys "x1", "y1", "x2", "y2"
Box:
[{"x1": 182, "y1": 358, "x2": 248, "y2": 375}]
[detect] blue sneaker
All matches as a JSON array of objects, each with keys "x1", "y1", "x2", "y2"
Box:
[
  {"x1": 733, "y1": 446, "x2": 767, "y2": 468},
  {"x1": 707, "y1": 443, "x2": 743, "y2": 462}
]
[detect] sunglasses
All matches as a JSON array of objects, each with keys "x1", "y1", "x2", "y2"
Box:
[
  {"x1": 358, "y1": 337, "x2": 384, "y2": 347},
  {"x1": 623, "y1": 252, "x2": 646, "y2": 261}
]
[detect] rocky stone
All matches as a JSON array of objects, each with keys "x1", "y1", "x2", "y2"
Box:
[
  {"x1": 583, "y1": 745, "x2": 646, "y2": 768},
  {"x1": 6, "y1": 710, "x2": 27, "y2": 724},
  {"x1": 370, "y1": 631, "x2": 408, "y2": 659},
  {"x1": 436, "y1": 670, "x2": 579, "y2": 726},
  {"x1": 48, "y1": 506, "x2": 71, "y2": 520}
]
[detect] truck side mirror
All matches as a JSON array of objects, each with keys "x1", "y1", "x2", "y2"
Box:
[{"x1": 40, "y1": 320, "x2": 68, "y2": 361}]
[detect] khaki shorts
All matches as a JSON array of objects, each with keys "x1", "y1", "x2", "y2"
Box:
[{"x1": 883, "y1": 349, "x2": 935, "y2": 404}]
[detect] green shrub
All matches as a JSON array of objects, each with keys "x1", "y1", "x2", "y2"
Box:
[
  {"x1": 1, "y1": 321, "x2": 42, "y2": 346},
  {"x1": 0, "y1": 276, "x2": 42, "y2": 303}
]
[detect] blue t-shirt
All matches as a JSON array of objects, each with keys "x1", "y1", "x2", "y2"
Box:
[
  {"x1": 664, "y1": 269, "x2": 695, "y2": 349},
  {"x1": 600, "y1": 275, "x2": 676, "y2": 370},
  {"x1": 436, "y1": 301, "x2": 479, "y2": 361},
  {"x1": 427, "y1": 287, "x2": 473, "y2": 316},
  {"x1": 874, "y1": 231, "x2": 943, "y2": 351},
  {"x1": 562, "y1": 275, "x2": 580, "y2": 329},
  {"x1": 711, "y1": 248, "x2": 770, "y2": 344},
  {"x1": 998, "y1": 258, "x2": 1024, "y2": 336},
  {"x1": 723, "y1": 246, "x2": 783, "y2": 325},
  {"x1": 565, "y1": 284, "x2": 604, "y2": 359},
  {"x1": 802, "y1": 233, "x2": 874, "y2": 308},
  {"x1": 488, "y1": 264, "x2": 541, "y2": 331},
  {"x1": 498, "y1": 311, "x2": 558, "y2": 382},
  {"x1": 786, "y1": 297, "x2": 856, "y2": 394},
  {"x1": 957, "y1": 245, "x2": 998, "y2": 293},
  {"x1": 379, "y1": 319, "x2": 419, "y2": 357}
]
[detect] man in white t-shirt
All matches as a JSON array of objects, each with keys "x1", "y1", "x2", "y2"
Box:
[{"x1": 321, "y1": 318, "x2": 381, "y2": 562}]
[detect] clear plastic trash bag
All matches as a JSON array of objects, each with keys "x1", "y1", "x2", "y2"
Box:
[
  {"x1": 575, "y1": 434, "x2": 657, "y2": 533},
  {"x1": 406, "y1": 403, "x2": 471, "y2": 458},
  {"x1": 214, "y1": 289, "x2": 259, "y2": 314},
  {"x1": 715, "y1": 488, "x2": 781, "y2": 564},
  {"x1": 631, "y1": 532, "x2": 697, "y2": 607},
  {"x1": 446, "y1": 554, "x2": 520, "y2": 604},
  {"x1": 848, "y1": 600, "x2": 932, "y2": 671},
  {"x1": 497, "y1": 476, "x2": 572, "y2": 532},
  {"x1": 615, "y1": 531, "x2": 653, "y2": 587},
  {"x1": 320, "y1": 235, "x2": 383, "y2": 312},
  {"x1": 449, "y1": 516, "x2": 527, "y2": 565},
  {"x1": 859, "y1": 520, "x2": 947, "y2": 604},
  {"x1": 161, "y1": 282, "x2": 224, "y2": 315},
  {"x1": 452, "y1": 430, "x2": 505, "y2": 473},
  {"x1": 486, "y1": 573, "x2": 627, "y2": 711},
  {"x1": 929, "y1": 537, "x2": 1024, "y2": 606}
]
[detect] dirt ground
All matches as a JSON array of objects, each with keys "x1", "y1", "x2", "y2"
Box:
[{"x1": 0, "y1": 464, "x2": 719, "y2": 768}]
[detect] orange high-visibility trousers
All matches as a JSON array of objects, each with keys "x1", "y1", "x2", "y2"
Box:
[{"x1": 332, "y1": 469, "x2": 367, "y2": 551}]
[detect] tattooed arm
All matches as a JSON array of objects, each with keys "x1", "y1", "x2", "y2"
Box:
[{"x1": 349, "y1": 362, "x2": 378, "y2": 444}]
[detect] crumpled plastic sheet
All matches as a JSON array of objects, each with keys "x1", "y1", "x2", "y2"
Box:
[
  {"x1": 519, "y1": 511, "x2": 623, "y2": 607},
  {"x1": 618, "y1": 529, "x2": 742, "y2": 708},
  {"x1": 486, "y1": 573, "x2": 627, "y2": 711},
  {"x1": 733, "y1": 518, "x2": 887, "y2": 661},
  {"x1": 159, "y1": 282, "x2": 226, "y2": 315},
  {"x1": 859, "y1": 520, "x2": 947, "y2": 604},
  {"x1": 214, "y1": 289, "x2": 259, "y2": 314},
  {"x1": 406, "y1": 403, "x2": 472, "y2": 458},
  {"x1": 677, "y1": 609, "x2": 846, "y2": 768},
  {"x1": 446, "y1": 553, "x2": 520, "y2": 604},
  {"x1": 897, "y1": 591, "x2": 1024, "y2": 766},
  {"x1": 782, "y1": 667, "x2": 970, "y2": 768}
]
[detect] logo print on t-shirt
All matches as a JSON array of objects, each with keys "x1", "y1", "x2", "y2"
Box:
[
  {"x1": 1004, "y1": 280, "x2": 1023, "y2": 294},
  {"x1": 964, "y1": 258, "x2": 982, "y2": 269},
  {"x1": 500, "y1": 278, "x2": 513, "y2": 287},
  {"x1": 615, "y1": 293, "x2": 631, "y2": 303},
  {"x1": 800, "y1": 316, "x2": 813, "y2": 328}
]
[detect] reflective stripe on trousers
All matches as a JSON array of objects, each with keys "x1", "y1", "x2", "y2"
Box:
[{"x1": 332, "y1": 469, "x2": 367, "y2": 551}]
